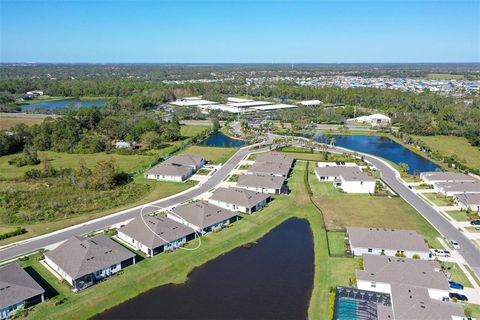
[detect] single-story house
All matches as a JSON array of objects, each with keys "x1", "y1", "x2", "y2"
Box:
[
  {"x1": 44, "y1": 235, "x2": 136, "y2": 292},
  {"x1": 315, "y1": 166, "x2": 375, "y2": 193},
  {"x1": 346, "y1": 227, "x2": 430, "y2": 259},
  {"x1": 117, "y1": 215, "x2": 195, "y2": 257},
  {"x1": 0, "y1": 263, "x2": 45, "y2": 320},
  {"x1": 433, "y1": 181, "x2": 480, "y2": 196},
  {"x1": 248, "y1": 162, "x2": 291, "y2": 178},
  {"x1": 389, "y1": 284, "x2": 464, "y2": 320},
  {"x1": 420, "y1": 172, "x2": 476, "y2": 185},
  {"x1": 254, "y1": 152, "x2": 294, "y2": 168},
  {"x1": 163, "y1": 154, "x2": 206, "y2": 170},
  {"x1": 168, "y1": 201, "x2": 238, "y2": 234},
  {"x1": 356, "y1": 254, "x2": 450, "y2": 301},
  {"x1": 236, "y1": 174, "x2": 286, "y2": 194},
  {"x1": 333, "y1": 286, "x2": 393, "y2": 320},
  {"x1": 145, "y1": 163, "x2": 194, "y2": 182},
  {"x1": 454, "y1": 193, "x2": 480, "y2": 213},
  {"x1": 208, "y1": 187, "x2": 271, "y2": 214},
  {"x1": 115, "y1": 140, "x2": 131, "y2": 149},
  {"x1": 299, "y1": 100, "x2": 322, "y2": 106}
]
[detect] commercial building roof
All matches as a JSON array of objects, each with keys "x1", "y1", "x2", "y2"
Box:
[
  {"x1": 146, "y1": 163, "x2": 192, "y2": 178},
  {"x1": 45, "y1": 235, "x2": 135, "y2": 280},
  {"x1": 421, "y1": 172, "x2": 476, "y2": 183},
  {"x1": 226, "y1": 97, "x2": 253, "y2": 103},
  {"x1": 250, "y1": 103, "x2": 297, "y2": 111},
  {"x1": 171, "y1": 201, "x2": 238, "y2": 229},
  {"x1": 435, "y1": 181, "x2": 480, "y2": 193},
  {"x1": 163, "y1": 154, "x2": 205, "y2": 168},
  {"x1": 299, "y1": 100, "x2": 322, "y2": 106},
  {"x1": 255, "y1": 152, "x2": 294, "y2": 167},
  {"x1": 357, "y1": 255, "x2": 449, "y2": 291},
  {"x1": 227, "y1": 101, "x2": 273, "y2": 108},
  {"x1": 390, "y1": 284, "x2": 464, "y2": 320},
  {"x1": 237, "y1": 174, "x2": 285, "y2": 190},
  {"x1": 119, "y1": 215, "x2": 194, "y2": 249},
  {"x1": 209, "y1": 187, "x2": 270, "y2": 208},
  {"x1": 315, "y1": 166, "x2": 375, "y2": 182},
  {"x1": 0, "y1": 263, "x2": 45, "y2": 309},
  {"x1": 248, "y1": 162, "x2": 291, "y2": 177},
  {"x1": 454, "y1": 193, "x2": 480, "y2": 205},
  {"x1": 347, "y1": 227, "x2": 429, "y2": 253},
  {"x1": 170, "y1": 98, "x2": 219, "y2": 107}
]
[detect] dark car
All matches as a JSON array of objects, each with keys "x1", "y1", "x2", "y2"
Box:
[
  {"x1": 449, "y1": 292, "x2": 468, "y2": 301},
  {"x1": 449, "y1": 281, "x2": 464, "y2": 290},
  {"x1": 470, "y1": 220, "x2": 480, "y2": 226}
]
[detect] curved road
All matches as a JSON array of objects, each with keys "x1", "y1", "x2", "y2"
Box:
[{"x1": 0, "y1": 145, "x2": 260, "y2": 262}]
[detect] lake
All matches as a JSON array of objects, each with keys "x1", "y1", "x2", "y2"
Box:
[
  {"x1": 20, "y1": 99, "x2": 108, "y2": 112},
  {"x1": 200, "y1": 132, "x2": 248, "y2": 147},
  {"x1": 311, "y1": 133, "x2": 439, "y2": 174},
  {"x1": 94, "y1": 218, "x2": 314, "y2": 320}
]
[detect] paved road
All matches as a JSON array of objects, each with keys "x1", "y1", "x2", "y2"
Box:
[
  {"x1": 330, "y1": 145, "x2": 480, "y2": 278},
  {"x1": 0, "y1": 145, "x2": 259, "y2": 262}
]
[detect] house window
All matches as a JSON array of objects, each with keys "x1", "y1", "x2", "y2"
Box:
[
  {"x1": 371, "y1": 281, "x2": 376, "y2": 288},
  {"x1": 368, "y1": 248, "x2": 373, "y2": 253}
]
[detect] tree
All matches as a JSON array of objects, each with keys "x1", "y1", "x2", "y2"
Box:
[
  {"x1": 76, "y1": 158, "x2": 91, "y2": 189},
  {"x1": 90, "y1": 159, "x2": 116, "y2": 190},
  {"x1": 141, "y1": 131, "x2": 163, "y2": 149},
  {"x1": 211, "y1": 118, "x2": 221, "y2": 132},
  {"x1": 399, "y1": 162, "x2": 410, "y2": 174}
]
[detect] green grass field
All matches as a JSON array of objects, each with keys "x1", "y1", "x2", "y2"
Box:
[
  {"x1": 446, "y1": 210, "x2": 469, "y2": 222},
  {"x1": 16, "y1": 161, "x2": 357, "y2": 320},
  {"x1": 423, "y1": 193, "x2": 454, "y2": 207},
  {"x1": 308, "y1": 167, "x2": 441, "y2": 246},
  {"x1": 0, "y1": 115, "x2": 46, "y2": 130},
  {"x1": 180, "y1": 146, "x2": 239, "y2": 164},
  {"x1": 414, "y1": 135, "x2": 480, "y2": 170},
  {"x1": 427, "y1": 73, "x2": 465, "y2": 80},
  {"x1": 180, "y1": 125, "x2": 211, "y2": 137},
  {"x1": 326, "y1": 231, "x2": 347, "y2": 256}
]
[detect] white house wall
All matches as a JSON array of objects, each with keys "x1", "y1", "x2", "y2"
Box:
[
  {"x1": 44, "y1": 256, "x2": 74, "y2": 286},
  {"x1": 350, "y1": 245, "x2": 430, "y2": 260},
  {"x1": 340, "y1": 180, "x2": 375, "y2": 193}
]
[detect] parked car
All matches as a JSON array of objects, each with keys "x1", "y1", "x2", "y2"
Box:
[
  {"x1": 449, "y1": 240, "x2": 460, "y2": 249},
  {"x1": 470, "y1": 220, "x2": 480, "y2": 226},
  {"x1": 449, "y1": 281, "x2": 464, "y2": 290},
  {"x1": 430, "y1": 249, "x2": 451, "y2": 257},
  {"x1": 449, "y1": 292, "x2": 468, "y2": 301}
]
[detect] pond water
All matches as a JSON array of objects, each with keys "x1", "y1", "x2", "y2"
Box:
[
  {"x1": 311, "y1": 133, "x2": 439, "y2": 174},
  {"x1": 200, "y1": 132, "x2": 248, "y2": 148},
  {"x1": 20, "y1": 99, "x2": 108, "y2": 112},
  {"x1": 94, "y1": 218, "x2": 314, "y2": 320}
]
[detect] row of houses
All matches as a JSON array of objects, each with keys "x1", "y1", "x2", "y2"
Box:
[
  {"x1": 420, "y1": 171, "x2": 480, "y2": 212},
  {"x1": 145, "y1": 154, "x2": 206, "y2": 182},
  {"x1": 315, "y1": 162, "x2": 376, "y2": 194}
]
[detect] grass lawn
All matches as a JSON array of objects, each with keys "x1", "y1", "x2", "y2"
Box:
[
  {"x1": 180, "y1": 146, "x2": 238, "y2": 164},
  {"x1": 18, "y1": 161, "x2": 356, "y2": 320},
  {"x1": 427, "y1": 73, "x2": 465, "y2": 80},
  {"x1": 326, "y1": 231, "x2": 347, "y2": 256},
  {"x1": 180, "y1": 125, "x2": 211, "y2": 137},
  {"x1": 441, "y1": 262, "x2": 473, "y2": 287},
  {"x1": 464, "y1": 303, "x2": 480, "y2": 319},
  {"x1": 0, "y1": 115, "x2": 45, "y2": 130},
  {"x1": 196, "y1": 168, "x2": 212, "y2": 175},
  {"x1": 423, "y1": 193, "x2": 454, "y2": 206},
  {"x1": 307, "y1": 165, "x2": 441, "y2": 246},
  {"x1": 414, "y1": 135, "x2": 480, "y2": 171},
  {"x1": 446, "y1": 210, "x2": 469, "y2": 222}
]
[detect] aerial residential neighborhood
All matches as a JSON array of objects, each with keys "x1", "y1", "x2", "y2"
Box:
[{"x1": 1, "y1": 0, "x2": 479, "y2": 319}]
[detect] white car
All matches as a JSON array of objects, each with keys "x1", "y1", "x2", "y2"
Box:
[
  {"x1": 430, "y1": 249, "x2": 451, "y2": 257},
  {"x1": 449, "y1": 240, "x2": 460, "y2": 249}
]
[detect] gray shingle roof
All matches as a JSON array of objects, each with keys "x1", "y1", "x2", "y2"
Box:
[
  {"x1": 119, "y1": 215, "x2": 194, "y2": 249},
  {"x1": 237, "y1": 174, "x2": 285, "y2": 190},
  {"x1": 390, "y1": 284, "x2": 464, "y2": 320},
  {"x1": 455, "y1": 193, "x2": 480, "y2": 205},
  {"x1": 357, "y1": 255, "x2": 449, "y2": 291},
  {"x1": 209, "y1": 187, "x2": 270, "y2": 208},
  {"x1": 163, "y1": 154, "x2": 204, "y2": 168},
  {"x1": 248, "y1": 162, "x2": 290, "y2": 176},
  {"x1": 0, "y1": 263, "x2": 45, "y2": 309},
  {"x1": 45, "y1": 235, "x2": 135, "y2": 280},
  {"x1": 435, "y1": 181, "x2": 480, "y2": 193},
  {"x1": 147, "y1": 163, "x2": 192, "y2": 177},
  {"x1": 347, "y1": 227, "x2": 429, "y2": 252},
  {"x1": 255, "y1": 152, "x2": 294, "y2": 167},
  {"x1": 315, "y1": 166, "x2": 375, "y2": 182},
  {"x1": 172, "y1": 201, "x2": 238, "y2": 229},
  {"x1": 421, "y1": 171, "x2": 475, "y2": 183}
]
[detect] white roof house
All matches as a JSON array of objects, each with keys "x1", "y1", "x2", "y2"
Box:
[
  {"x1": 299, "y1": 100, "x2": 322, "y2": 106},
  {"x1": 315, "y1": 165, "x2": 375, "y2": 194},
  {"x1": 355, "y1": 113, "x2": 391, "y2": 126}
]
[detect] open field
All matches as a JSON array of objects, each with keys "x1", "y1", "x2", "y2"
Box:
[
  {"x1": 326, "y1": 231, "x2": 347, "y2": 256},
  {"x1": 180, "y1": 125, "x2": 211, "y2": 137},
  {"x1": 0, "y1": 115, "x2": 45, "y2": 130},
  {"x1": 308, "y1": 165, "x2": 441, "y2": 246},
  {"x1": 446, "y1": 210, "x2": 469, "y2": 222},
  {"x1": 180, "y1": 145, "x2": 239, "y2": 164},
  {"x1": 414, "y1": 135, "x2": 480, "y2": 171},
  {"x1": 427, "y1": 73, "x2": 465, "y2": 80},
  {"x1": 14, "y1": 161, "x2": 357, "y2": 319}
]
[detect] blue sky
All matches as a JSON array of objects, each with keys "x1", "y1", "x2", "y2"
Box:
[{"x1": 1, "y1": 0, "x2": 479, "y2": 63}]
